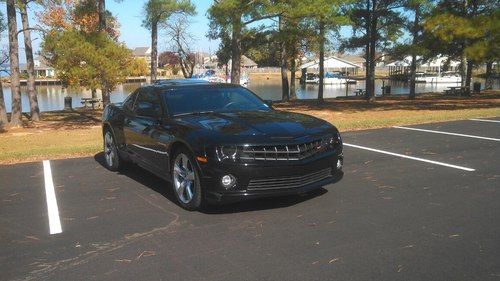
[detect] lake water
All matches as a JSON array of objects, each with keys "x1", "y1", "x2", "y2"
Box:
[{"x1": 2, "y1": 78, "x2": 498, "y2": 112}]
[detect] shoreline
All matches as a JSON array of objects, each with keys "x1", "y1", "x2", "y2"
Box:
[{"x1": 1, "y1": 91, "x2": 498, "y2": 165}]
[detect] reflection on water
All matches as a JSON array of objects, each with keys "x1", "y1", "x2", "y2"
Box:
[
  {"x1": 2, "y1": 78, "x2": 498, "y2": 112},
  {"x1": 249, "y1": 78, "x2": 499, "y2": 100}
]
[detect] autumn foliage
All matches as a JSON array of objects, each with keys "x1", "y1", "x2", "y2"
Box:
[{"x1": 37, "y1": 0, "x2": 120, "y2": 39}]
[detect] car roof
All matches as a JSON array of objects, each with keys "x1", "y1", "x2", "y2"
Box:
[{"x1": 148, "y1": 79, "x2": 242, "y2": 92}]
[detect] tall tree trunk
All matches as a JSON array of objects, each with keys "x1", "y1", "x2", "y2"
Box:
[
  {"x1": 0, "y1": 79, "x2": 8, "y2": 126},
  {"x1": 367, "y1": 40, "x2": 376, "y2": 103},
  {"x1": 230, "y1": 18, "x2": 242, "y2": 85},
  {"x1": 279, "y1": 16, "x2": 289, "y2": 101},
  {"x1": 20, "y1": 1, "x2": 40, "y2": 121},
  {"x1": 290, "y1": 56, "x2": 297, "y2": 100},
  {"x1": 150, "y1": 21, "x2": 158, "y2": 82},
  {"x1": 409, "y1": 5, "x2": 420, "y2": 100},
  {"x1": 460, "y1": 48, "x2": 467, "y2": 87},
  {"x1": 364, "y1": 0, "x2": 372, "y2": 101},
  {"x1": 366, "y1": 3, "x2": 377, "y2": 103},
  {"x1": 98, "y1": 0, "x2": 106, "y2": 32},
  {"x1": 485, "y1": 61, "x2": 493, "y2": 89},
  {"x1": 7, "y1": 0, "x2": 21, "y2": 126},
  {"x1": 102, "y1": 87, "x2": 110, "y2": 105},
  {"x1": 465, "y1": 60, "x2": 473, "y2": 88},
  {"x1": 98, "y1": 0, "x2": 110, "y2": 105},
  {"x1": 364, "y1": 45, "x2": 370, "y2": 99},
  {"x1": 318, "y1": 21, "x2": 325, "y2": 102}
]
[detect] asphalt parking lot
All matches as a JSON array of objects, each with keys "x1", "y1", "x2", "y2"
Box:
[{"x1": 1, "y1": 118, "x2": 499, "y2": 281}]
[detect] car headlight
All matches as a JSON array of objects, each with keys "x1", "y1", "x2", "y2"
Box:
[
  {"x1": 325, "y1": 132, "x2": 342, "y2": 148},
  {"x1": 216, "y1": 145, "x2": 239, "y2": 161}
]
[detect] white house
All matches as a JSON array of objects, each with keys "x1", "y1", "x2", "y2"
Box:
[
  {"x1": 20, "y1": 56, "x2": 56, "y2": 78},
  {"x1": 132, "y1": 47, "x2": 153, "y2": 67},
  {"x1": 387, "y1": 56, "x2": 461, "y2": 75}
]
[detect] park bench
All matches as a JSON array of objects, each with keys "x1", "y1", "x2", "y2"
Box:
[
  {"x1": 443, "y1": 86, "x2": 470, "y2": 96},
  {"x1": 81, "y1": 98, "x2": 102, "y2": 109}
]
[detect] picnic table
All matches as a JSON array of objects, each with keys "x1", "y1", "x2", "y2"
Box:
[
  {"x1": 81, "y1": 98, "x2": 102, "y2": 109},
  {"x1": 354, "y1": 89, "x2": 366, "y2": 96},
  {"x1": 444, "y1": 86, "x2": 470, "y2": 96}
]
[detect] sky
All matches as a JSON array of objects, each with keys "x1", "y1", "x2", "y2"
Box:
[
  {"x1": 0, "y1": 0, "x2": 220, "y2": 63},
  {"x1": 107, "y1": 0, "x2": 219, "y2": 53},
  {"x1": 1, "y1": 0, "x2": 364, "y2": 64}
]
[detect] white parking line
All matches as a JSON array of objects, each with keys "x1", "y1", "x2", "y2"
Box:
[
  {"x1": 43, "y1": 160, "x2": 62, "y2": 235},
  {"x1": 469, "y1": 118, "x2": 500, "y2": 124},
  {"x1": 344, "y1": 143, "x2": 475, "y2": 172},
  {"x1": 393, "y1": 126, "x2": 500, "y2": 142}
]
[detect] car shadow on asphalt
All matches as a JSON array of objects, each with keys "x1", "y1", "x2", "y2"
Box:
[{"x1": 94, "y1": 152, "x2": 336, "y2": 214}]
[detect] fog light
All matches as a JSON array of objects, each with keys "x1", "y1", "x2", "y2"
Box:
[
  {"x1": 221, "y1": 174, "x2": 236, "y2": 189},
  {"x1": 336, "y1": 159, "x2": 343, "y2": 169}
]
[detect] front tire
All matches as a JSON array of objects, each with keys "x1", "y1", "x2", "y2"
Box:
[
  {"x1": 103, "y1": 129, "x2": 122, "y2": 171},
  {"x1": 171, "y1": 148, "x2": 203, "y2": 211}
]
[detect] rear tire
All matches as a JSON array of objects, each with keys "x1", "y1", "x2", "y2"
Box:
[
  {"x1": 171, "y1": 148, "x2": 203, "y2": 211},
  {"x1": 103, "y1": 129, "x2": 122, "y2": 171}
]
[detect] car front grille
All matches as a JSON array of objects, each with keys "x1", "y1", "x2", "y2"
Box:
[
  {"x1": 239, "y1": 139, "x2": 327, "y2": 161},
  {"x1": 247, "y1": 168, "x2": 332, "y2": 190}
]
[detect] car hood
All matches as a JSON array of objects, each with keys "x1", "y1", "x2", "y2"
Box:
[{"x1": 173, "y1": 110, "x2": 333, "y2": 141}]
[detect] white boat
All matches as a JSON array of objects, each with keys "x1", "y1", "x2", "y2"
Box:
[
  {"x1": 324, "y1": 73, "x2": 356, "y2": 84},
  {"x1": 196, "y1": 70, "x2": 249, "y2": 86},
  {"x1": 423, "y1": 72, "x2": 461, "y2": 84},
  {"x1": 304, "y1": 73, "x2": 319, "y2": 84},
  {"x1": 415, "y1": 71, "x2": 461, "y2": 84},
  {"x1": 414, "y1": 72, "x2": 427, "y2": 83}
]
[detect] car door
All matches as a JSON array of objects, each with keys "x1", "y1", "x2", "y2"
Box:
[
  {"x1": 122, "y1": 90, "x2": 139, "y2": 156},
  {"x1": 125, "y1": 88, "x2": 169, "y2": 173}
]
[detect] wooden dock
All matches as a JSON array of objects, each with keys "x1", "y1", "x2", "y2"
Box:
[{"x1": 18, "y1": 77, "x2": 147, "y2": 86}]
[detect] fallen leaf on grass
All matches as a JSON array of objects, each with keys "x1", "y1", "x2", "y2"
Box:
[
  {"x1": 397, "y1": 265, "x2": 404, "y2": 272},
  {"x1": 136, "y1": 251, "x2": 156, "y2": 260},
  {"x1": 25, "y1": 235, "x2": 39, "y2": 241},
  {"x1": 329, "y1": 258, "x2": 341, "y2": 264}
]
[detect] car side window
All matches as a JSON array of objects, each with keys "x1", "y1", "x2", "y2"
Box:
[
  {"x1": 123, "y1": 91, "x2": 138, "y2": 112},
  {"x1": 134, "y1": 88, "x2": 163, "y2": 118}
]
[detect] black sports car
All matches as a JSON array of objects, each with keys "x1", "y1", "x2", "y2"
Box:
[{"x1": 102, "y1": 80, "x2": 343, "y2": 210}]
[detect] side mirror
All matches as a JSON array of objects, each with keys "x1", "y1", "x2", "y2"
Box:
[{"x1": 264, "y1": 100, "x2": 273, "y2": 107}]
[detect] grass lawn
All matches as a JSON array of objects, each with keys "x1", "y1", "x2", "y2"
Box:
[{"x1": 1, "y1": 92, "x2": 499, "y2": 164}]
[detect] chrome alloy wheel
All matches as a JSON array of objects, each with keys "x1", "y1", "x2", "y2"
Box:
[
  {"x1": 104, "y1": 131, "x2": 116, "y2": 168},
  {"x1": 173, "y1": 153, "x2": 196, "y2": 204}
]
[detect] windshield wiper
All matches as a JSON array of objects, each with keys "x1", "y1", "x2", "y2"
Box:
[{"x1": 173, "y1": 111, "x2": 216, "y2": 117}]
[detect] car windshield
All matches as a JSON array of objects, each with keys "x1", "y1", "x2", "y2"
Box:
[{"x1": 161, "y1": 86, "x2": 271, "y2": 116}]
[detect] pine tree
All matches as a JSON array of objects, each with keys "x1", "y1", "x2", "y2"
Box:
[
  {"x1": 6, "y1": 0, "x2": 21, "y2": 126},
  {"x1": 143, "y1": 0, "x2": 195, "y2": 82},
  {"x1": 344, "y1": 0, "x2": 404, "y2": 102}
]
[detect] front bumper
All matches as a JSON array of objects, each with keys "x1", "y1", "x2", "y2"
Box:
[{"x1": 200, "y1": 151, "x2": 343, "y2": 204}]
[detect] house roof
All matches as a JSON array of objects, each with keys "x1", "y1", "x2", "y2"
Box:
[
  {"x1": 132, "y1": 47, "x2": 151, "y2": 57},
  {"x1": 242, "y1": 55, "x2": 257, "y2": 67},
  {"x1": 227, "y1": 55, "x2": 258, "y2": 67},
  {"x1": 300, "y1": 56, "x2": 361, "y2": 70},
  {"x1": 20, "y1": 56, "x2": 54, "y2": 71},
  {"x1": 386, "y1": 56, "x2": 460, "y2": 67}
]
